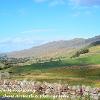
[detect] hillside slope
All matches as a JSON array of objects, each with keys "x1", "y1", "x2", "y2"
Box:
[
  {"x1": 7, "y1": 35, "x2": 100, "y2": 58},
  {"x1": 5, "y1": 44, "x2": 100, "y2": 86}
]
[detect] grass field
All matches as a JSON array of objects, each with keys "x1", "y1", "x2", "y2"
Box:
[
  {"x1": 1, "y1": 45, "x2": 100, "y2": 86},
  {"x1": 6, "y1": 53, "x2": 99, "y2": 86}
]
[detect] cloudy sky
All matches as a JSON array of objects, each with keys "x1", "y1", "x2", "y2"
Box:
[{"x1": 0, "y1": 0, "x2": 100, "y2": 52}]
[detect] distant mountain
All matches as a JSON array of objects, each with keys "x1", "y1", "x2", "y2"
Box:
[{"x1": 7, "y1": 35, "x2": 100, "y2": 58}]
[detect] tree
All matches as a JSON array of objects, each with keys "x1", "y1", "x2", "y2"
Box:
[
  {"x1": 71, "y1": 48, "x2": 89, "y2": 58},
  {"x1": 79, "y1": 48, "x2": 89, "y2": 54}
]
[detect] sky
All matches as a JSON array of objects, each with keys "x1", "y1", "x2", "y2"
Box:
[{"x1": 0, "y1": 0, "x2": 100, "y2": 52}]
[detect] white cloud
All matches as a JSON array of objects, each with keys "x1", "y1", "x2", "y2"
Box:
[
  {"x1": 0, "y1": 37, "x2": 45, "y2": 52},
  {"x1": 0, "y1": 38, "x2": 11, "y2": 44},
  {"x1": 34, "y1": 0, "x2": 100, "y2": 7},
  {"x1": 34, "y1": 0, "x2": 47, "y2": 3},
  {"x1": 49, "y1": 0, "x2": 65, "y2": 6},
  {"x1": 34, "y1": 0, "x2": 65, "y2": 6},
  {"x1": 20, "y1": 29, "x2": 55, "y2": 33},
  {"x1": 0, "y1": 28, "x2": 55, "y2": 52},
  {"x1": 0, "y1": 37, "x2": 44, "y2": 45},
  {"x1": 70, "y1": 0, "x2": 100, "y2": 6},
  {"x1": 69, "y1": 0, "x2": 99, "y2": 17}
]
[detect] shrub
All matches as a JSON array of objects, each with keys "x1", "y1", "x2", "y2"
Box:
[{"x1": 71, "y1": 48, "x2": 89, "y2": 58}]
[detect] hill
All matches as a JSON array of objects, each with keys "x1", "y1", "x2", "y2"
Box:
[
  {"x1": 6, "y1": 39, "x2": 85, "y2": 58},
  {"x1": 6, "y1": 35, "x2": 100, "y2": 58}
]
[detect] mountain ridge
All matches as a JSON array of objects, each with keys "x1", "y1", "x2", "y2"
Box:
[{"x1": 6, "y1": 35, "x2": 100, "y2": 58}]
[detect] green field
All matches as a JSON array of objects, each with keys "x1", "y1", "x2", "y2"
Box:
[
  {"x1": 1, "y1": 45, "x2": 100, "y2": 86},
  {"x1": 6, "y1": 53, "x2": 99, "y2": 86}
]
